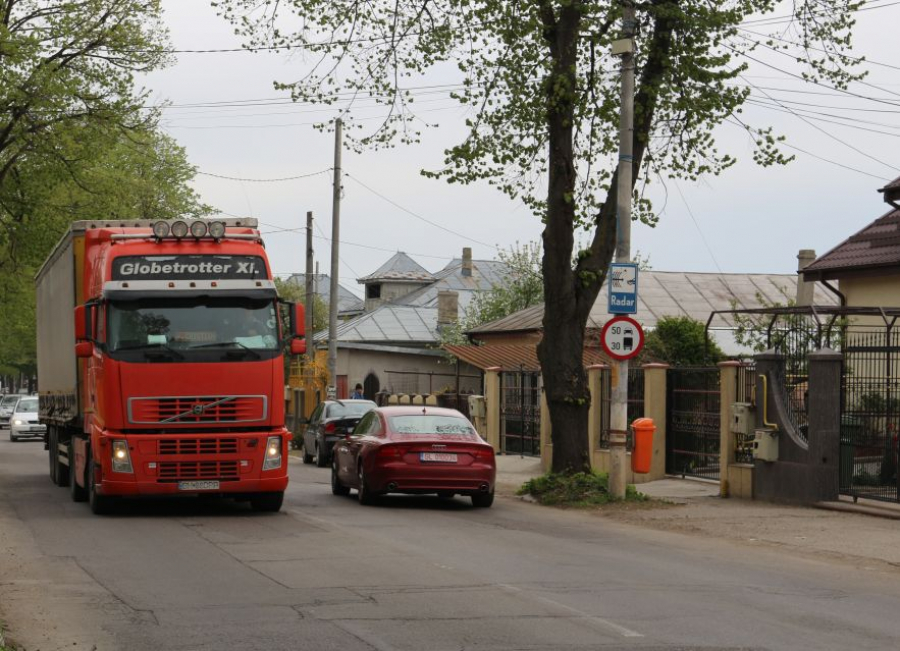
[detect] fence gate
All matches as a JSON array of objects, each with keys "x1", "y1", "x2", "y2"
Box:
[
  {"x1": 500, "y1": 371, "x2": 541, "y2": 456},
  {"x1": 666, "y1": 368, "x2": 721, "y2": 480},
  {"x1": 841, "y1": 328, "x2": 900, "y2": 504}
]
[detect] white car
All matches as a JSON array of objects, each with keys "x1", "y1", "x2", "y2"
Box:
[
  {"x1": 0, "y1": 394, "x2": 21, "y2": 429},
  {"x1": 8, "y1": 396, "x2": 45, "y2": 442}
]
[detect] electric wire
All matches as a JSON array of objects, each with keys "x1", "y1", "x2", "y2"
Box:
[
  {"x1": 671, "y1": 180, "x2": 723, "y2": 274},
  {"x1": 343, "y1": 173, "x2": 498, "y2": 251},
  {"x1": 197, "y1": 168, "x2": 333, "y2": 183}
]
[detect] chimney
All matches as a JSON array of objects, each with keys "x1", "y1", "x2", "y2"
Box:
[
  {"x1": 462, "y1": 247, "x2": 473, "y2": 277},
  {"x1": 796, "y1": 249, "x2": 817, "y2": 306},
  {"x1": 437, "y1": 290, "x2": 459, "y2": 325}
]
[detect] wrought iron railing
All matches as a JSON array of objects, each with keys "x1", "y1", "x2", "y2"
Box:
[{"x1": 599, "y1": 367, "x2": 644, "y2": 450}]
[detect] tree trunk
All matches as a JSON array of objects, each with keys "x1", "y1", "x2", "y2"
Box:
[{"x1": 538, "y1": 0, "x2": 677, "y2": 474}]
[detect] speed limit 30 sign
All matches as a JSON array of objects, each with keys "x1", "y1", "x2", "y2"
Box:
[{"x1": 600, "y1": 316, "x2": 644, "y2": 361}]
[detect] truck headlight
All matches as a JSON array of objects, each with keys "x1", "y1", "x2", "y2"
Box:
[
  {"x1": 262, "y1": 436, "x2": 282, "y2": 471},
  {"x1": 111, "y1": 440, "x2": 134, "y2": 473}
]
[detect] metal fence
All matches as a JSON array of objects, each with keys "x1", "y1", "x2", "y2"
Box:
[
  {"x1": 735, "y1": 363, "x2": 757, "y2": 464},
  {"x1": 666, "y1": 367, "x2": 721, "y2": 480},
  {"x1": 500, "y1": 371, "x2": 542, "y2": 456},
  {"x1": 599, "y1": 367, "x2": 645, "y2": 450},
  {"x1": 841, "y1": 328, "x2": 900, "y2": 504}
]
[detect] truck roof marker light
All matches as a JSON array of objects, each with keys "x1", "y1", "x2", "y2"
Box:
[
  {"x1": 189, "y1": 282, "x2": 196, "y2": 288},
  {"x1": 171, "y1": 220, "x2": 189, "y2": 238},
  {"x1": 152, "y1": 221, "x2": 170, "y2": 239},
  {"x1": 190, "y1": 221, "x2": 208, "y2": 238},
  {"x1": 208, "y1": 221, "x2": 226, "y2": 239},
  {"x1": 168, "y1": 282, "x2": 175, "y2": 288},
  {"x1": 211, "y1": 281, "x2": 217, "y2": 287}
]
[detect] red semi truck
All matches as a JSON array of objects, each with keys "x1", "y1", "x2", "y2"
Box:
[{"x1": 35, "y1": 219, "x2": 305, "y2": 514}]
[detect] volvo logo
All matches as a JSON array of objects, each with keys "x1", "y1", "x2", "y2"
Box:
[{"x1": 161, "y1": 396, "x2": 236, "y2": 424}]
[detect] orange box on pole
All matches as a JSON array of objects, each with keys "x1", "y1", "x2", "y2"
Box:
[{"x1": 631, "y1": 417, "x2": 656, "y2": 474}]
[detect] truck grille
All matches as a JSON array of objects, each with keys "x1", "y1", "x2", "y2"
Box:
[
  {"x1": 158, "y1": 461, "x2": 240, "y2": 482},
  {"x1": 128, "y1": 395, "x2": 267, "y2": 424},
  {"x1": 158, "y1": 438, "x2": 239, "y2": 455}
]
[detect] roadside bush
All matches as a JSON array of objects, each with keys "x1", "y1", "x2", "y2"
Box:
[{"x1": 517, "y1": 471, "x2": 647, "y2": 507}]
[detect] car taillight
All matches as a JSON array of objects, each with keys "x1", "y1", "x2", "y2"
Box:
[
  {"x1": 324, "y1": 422, "x2": 336, "y2": 433},
  {"x1": 377, "y1": 445, "x2": 408, "y2": 458},
  {"x1": 474, "y1": 447, "x2": 495, "y2": 462}
]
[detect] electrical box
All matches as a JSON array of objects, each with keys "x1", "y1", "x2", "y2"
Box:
[
  {"x1": 730, "y1": 402, "x2": 755, "y2": 436},
  {"x1": 752, "y1": 428, "x2": 778, "y2": 462},
  {"x1": 468, "y1": 395, "x2": 486, "y2": 419}
]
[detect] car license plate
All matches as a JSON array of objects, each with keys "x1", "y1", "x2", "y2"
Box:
[
  {"x1": 420, "y1": 452, "x2": 457, "y2": 463},
  {"x1": 178, "y1": 480, "x2": 220, "y2": 491}
]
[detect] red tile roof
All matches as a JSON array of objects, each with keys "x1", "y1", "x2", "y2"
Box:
[
  {"x1": 443, "y1": 343, "x2": 607, "y2": 372},
  {"x1": 803, "y1": 208, "x2": 900, "y2": 278}
]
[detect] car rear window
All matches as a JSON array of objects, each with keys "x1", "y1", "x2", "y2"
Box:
[
  {"x1": 326, "y1": 402, "x2": 375, "y2": 418},
  {"x1": 16, "y1": 398, "x2": 38, "y2": 412},
  {"x1": 388, "y1": 415, "x2": 477, "y2": 437}
]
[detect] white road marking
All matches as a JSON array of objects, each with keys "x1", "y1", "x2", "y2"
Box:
[{"x1": 499, "y1": 583, "x2": 644, "y2": 638}]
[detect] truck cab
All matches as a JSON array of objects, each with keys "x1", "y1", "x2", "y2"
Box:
[{"x1": 37, "y1": 219, "x2": 304, "y2": 514}]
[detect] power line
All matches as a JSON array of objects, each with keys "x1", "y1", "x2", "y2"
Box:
[
  {"x1": 725, "y1": 117, "x2": 889, "y2": 180},
  {"x1": 671, "y1": 180, "x2": 723, "y2": 274},
  {"x1": 259, "y1": 223, "x2": 457, "y2": 260},
  {"x1": 739, "y1": 0, "x2": 900, "y2": 27},
  {"x1": 739, "y1": 74, "x2": 900, "y2": 173},
  {"x1": 343, "y1": 173, "x2": 498, "y2": 251},
  {"x1": 312, "y1": 214, "x2": 361, "y2": 280},
  {"x1": 736, "y1": 27, "x2": 900, "y2": 73},
  {"x1": 744, "y1": 98, "x2": 900, "y2": 137},
  {"x1": 197, "y1": 168, "x2": 333, "y2": 183}
]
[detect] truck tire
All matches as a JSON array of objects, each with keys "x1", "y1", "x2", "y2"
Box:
[
  {"x1": 69, "y1": 444, "x2": 87, "y2": 502},
  {"x1": 88, "y1": 458, "x2": 115, "y2": 515},
  {"x1": 49, "y1": 426, "x2": 58, "y2": 484},
  {"x1": 250, "y1": 492, "x2": 284, "y2": 513}
]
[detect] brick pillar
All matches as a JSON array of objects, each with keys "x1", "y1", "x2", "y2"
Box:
[
  {"x1": 642, "y1": 363, "x2": 669, "y2": 481},
  {"x1": 807, "y1": 348, "x2": 842, "y2": 502},
  {"x1": 484, "y1": 367, "x2": 501, "y2": 453},
  {"x1": 587, "y1": 364, "x2": 606, "y2": 465},
  {"x1": 718, "y1": 361, "x2": 741, "y2": 497}
]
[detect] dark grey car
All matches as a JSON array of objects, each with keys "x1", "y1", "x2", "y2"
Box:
[{"x1": 302, "y1": 400, "x2": 377, "y2": 467}]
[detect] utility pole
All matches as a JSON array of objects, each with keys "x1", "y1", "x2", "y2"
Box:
[
  {"x1": 609, "y1": 2, "x2": 636, "y2": 500},
  {"x1": 327, "y1": 118, "x2": 342, "y2": 399},
  {"x1": 305, "y1": 211, "x2": 315, "y2": 365}
]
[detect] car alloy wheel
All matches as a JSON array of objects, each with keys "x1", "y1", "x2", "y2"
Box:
[
  {"x1": 357, "y1": 465, "x2": 375, "y2": 506},
  {"x1": 315, "y1": 442, "x2": 328, "y2": 468},
  {"x1": 331, "y1": 461, "x2": 350, "y2": 496}
]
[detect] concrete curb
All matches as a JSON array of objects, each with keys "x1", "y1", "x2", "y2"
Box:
[{"x1": 815, "y1": 500, "x2": 900, "y2": 521}]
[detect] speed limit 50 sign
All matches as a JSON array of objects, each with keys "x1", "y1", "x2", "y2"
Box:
[{"x1": 600, "y1": 316, "x2": 644, "y2": 361}]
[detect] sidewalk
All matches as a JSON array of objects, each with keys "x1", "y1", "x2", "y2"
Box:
[{"x1": 496, "y1": 457, "x2": 900, "y2": 572}]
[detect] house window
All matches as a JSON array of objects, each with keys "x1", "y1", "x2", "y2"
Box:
[{"x1": 367, "y1": 284, "x2": 382, "y2": 299}]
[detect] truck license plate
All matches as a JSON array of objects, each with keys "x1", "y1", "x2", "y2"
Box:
[
  {"x1": 178, "y1": 480, "x2": 220, "y2": 491},
  {"x1": 420, "y1": 452, "x2": 457, "y2": 463}
]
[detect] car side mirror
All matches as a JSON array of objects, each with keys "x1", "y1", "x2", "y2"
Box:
[{"x1": 75, "y1": 341, "x2": 94, "y2": 358}]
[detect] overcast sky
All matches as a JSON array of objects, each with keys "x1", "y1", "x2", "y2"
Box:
[{"x1": 144, "y1": 1, "x2": 900, "y2": 299}]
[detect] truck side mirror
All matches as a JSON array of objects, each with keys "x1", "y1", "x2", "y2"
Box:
[
  {"x1": 74, "y1": 303, "x2": 96, "y2": 342},
  {"x1": 290, "y1": 338, "x2": 306, "y2": 355},
  {"x1": 75, "y1": 341, "x2": 94, "y2": 358},
  {"x1": 290, "y1": 302, "x2": 305, "y2": 338}
]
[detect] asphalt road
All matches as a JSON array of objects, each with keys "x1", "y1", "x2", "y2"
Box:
[{"x1": 2, "y1": 436, "x2": 900, "y2": 651}]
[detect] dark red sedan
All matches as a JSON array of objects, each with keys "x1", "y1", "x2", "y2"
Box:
[{"x1": 331, "y1": 406, "x2": 496, "y2": 507}]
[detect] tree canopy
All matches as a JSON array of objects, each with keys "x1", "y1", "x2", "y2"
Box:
[
  {"x1": 641, "y1": 316, "x2": 724, "y2": 366},
  {"x1": 215, "y1": 0, "x2": 868, "y2": 472},
  {"x1": 0, "y1": 1, "x2": 210, "y2": 375}
]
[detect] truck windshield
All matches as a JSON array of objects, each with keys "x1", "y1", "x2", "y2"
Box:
[{"x1": 108, "y1": 297, "x2": 279, "y2": 355}]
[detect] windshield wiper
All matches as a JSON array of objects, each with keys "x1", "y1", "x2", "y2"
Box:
[
  {"x1": 190, "y1": 341, "x2": 262, "y2": 359},
  {"x1": 115, "y1": 343, "x2": 185, "y2": 360}
]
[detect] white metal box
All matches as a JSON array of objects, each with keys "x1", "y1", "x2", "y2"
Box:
[
  {"x1": 730, "y1": 402, "x2": 755, "y2": 436},
  {"x1": 468, "y1": 395, "x2": 486, "y2": 419},
  {"x1": 752, "y1": 428, "x2": 778, "y2": 462}
]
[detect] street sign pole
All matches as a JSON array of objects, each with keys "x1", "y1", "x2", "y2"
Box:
[{"x1": 610, "y1": 2, "x2": 636, "y2": 500}]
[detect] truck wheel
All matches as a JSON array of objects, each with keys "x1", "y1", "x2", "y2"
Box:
[
  {"x1": 315, "y1": 443, "x2": 328, "y2": 468},
  {"x1": 250, "y1": 492, "x2": 284, "y2": 513},
  {"x1": 55, "y1": 433, "x2": 70, "y2": 488},
  {"x1": 69, "y1": 444, "x2": 87, "y2": 503},
  {"x1": 302, "y1": 441, "x2": 313, "y2": 464},
  {"x1": 49, "y1": 427, "x2": 58, "y2": 484},
  {"x1": 88, "y1": 459, "x2": 115, "y2": 515}
]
